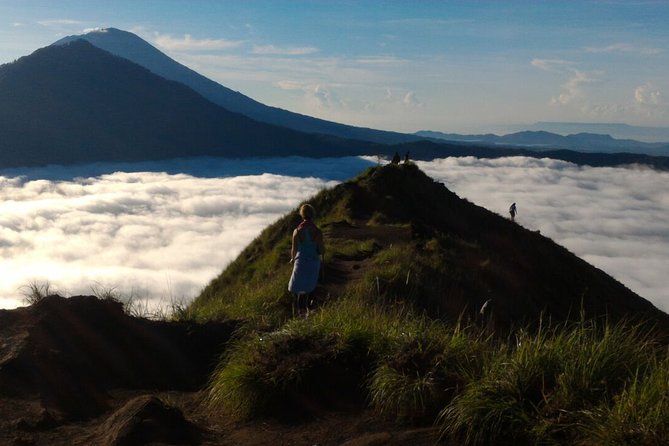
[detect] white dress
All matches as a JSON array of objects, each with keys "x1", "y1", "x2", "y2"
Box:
[{"x1": 288, "y1": 223, "x2": 321, "y2": 294}]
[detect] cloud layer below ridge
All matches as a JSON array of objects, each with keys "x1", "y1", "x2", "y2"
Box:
[
  {"x1": 1, "y1": 156, "x2": 667, "y2": 314},
  {"x1": 0, "y1": 157, "x2": 370, "y2": 309}
]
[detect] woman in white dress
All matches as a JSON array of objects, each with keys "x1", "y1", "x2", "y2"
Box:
[{"x1": 288, "y1": 204, "x2": 324, "y2": 297}]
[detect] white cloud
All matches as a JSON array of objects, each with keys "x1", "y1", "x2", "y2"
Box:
[
  {"x1": 153, "y1": 33, "x2": 244, "y2": 51},
  {"x1": 354, "y1": 56, "x2": 407, "y2": 66},
  {"x1": 275, "y1": 81, "x2": 344, "y2": 109},
  {"x1": 550, "y1": 69, "x2": 598, "y2": 106},
  {"x1": 36, "y1": 19, "x2": 83, "y2": 28},
  {"x1": 531, "y1": 58, "x2": 574, "y2": 71},
  {"x1": 635, "y1": 83, "x2": 663, "y2": 105},
  {"x1": 531, "y1": 59, "x2": 599, "y2": 107},
  {"x1": 82, "y1": 27, "x2": 107, "y2": 34},
  {"x1": 382, "y1": 18, "x2": 474, "y2": 27},
  {"x1": 402, "y1": 91, "x2": 423, "y2": 107},
  {"x1": 252, "y1": 44, "x2": 319, "y2": 55},
  {"x1": 276, "y1": 80, "x2": 308, "y2": 91},
  {"x1": 308, "y1": 84, "x2": 342, "y2": 109},
  {"x1": 3, "y1": 156, "x2": 667, "y2": 316},
  {"x1": 584, "y1": 43, "x2": 663, "y2": 55}
]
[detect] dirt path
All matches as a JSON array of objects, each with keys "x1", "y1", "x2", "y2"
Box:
[{"x1": 312, "y1": 220, "x2": 412, "y2": 304}]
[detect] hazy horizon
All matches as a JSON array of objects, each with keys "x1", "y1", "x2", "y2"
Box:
[{"x1": 1, "y1": 156, "x2": 667, "y2": 313}]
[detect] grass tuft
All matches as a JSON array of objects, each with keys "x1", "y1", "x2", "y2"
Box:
[
  {"x1": 207, "y1": 323, "x2": 367, "y2": 420},
  {"x1": 581, "y1": 356, "x2": 669, "y2": 445},
  {"x1": 20, "y1": 280, "x2": 58, "y2": 305},
  {"x1": 438, "y1": 320, "x2": 663, "y2": 445},
  {"x1": 369, "y1": 321, "x2": 489, "y2": 423}
]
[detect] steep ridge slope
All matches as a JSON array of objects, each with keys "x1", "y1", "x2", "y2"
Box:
[
  {"x1": 54, "y1": 28, "x2": 421, "y2": 145},
  {"x1": 191, "y1": 162, "x2": 666, "y2": 328},
  {"x1": 0, "y1": 40, "x2": 375, "y2": 168}
]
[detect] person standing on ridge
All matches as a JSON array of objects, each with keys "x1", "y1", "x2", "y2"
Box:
[
  {"x1": 509, "y1": 202, "x2": 517, "y2": 221},
  {"x1": 288, "y1": 204, "x2": 325, "y2": 307}
]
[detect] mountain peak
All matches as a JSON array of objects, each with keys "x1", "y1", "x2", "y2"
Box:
[
  {"x1": 53, "y1": 27, "x2": 173, "y2": 72},
  {"x1": 53, "y1": 27, "x2": 143, "y2": 48},
  {"x1": 0, "y1": 38, "x2": 366, "y2": 168},
  {"x1": 56, "y1": 26, "x2": 142, "y2": 40},
  {"x1": 52, "y1": 28, "x2": 420, "y2": 144}
]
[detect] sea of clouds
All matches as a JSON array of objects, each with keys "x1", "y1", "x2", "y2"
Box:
[
  {"x1": 1, "y1": 155, "x2": 667, "y2": 313},
  {"x1": 0, "y1": 156, "x2": 373, "y2": 309}
]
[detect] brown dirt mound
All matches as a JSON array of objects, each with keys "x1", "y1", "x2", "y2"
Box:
[{"x1": 0, "y1": 295, "x2": 236, "y2": 420}]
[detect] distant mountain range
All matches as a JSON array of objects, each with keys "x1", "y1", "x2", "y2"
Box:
[
  {"x1": 506, "y1": 122, "x2": 669, "y2": 144},
  {"x1": 416, "y1": 130, "x2": 669, "y2": 156}
]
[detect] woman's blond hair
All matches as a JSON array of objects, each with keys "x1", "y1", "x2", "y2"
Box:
[{"x1": 299, "y1": 203, "x2": 315, "y2": 220}]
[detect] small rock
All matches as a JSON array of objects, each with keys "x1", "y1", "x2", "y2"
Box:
[{"x1": 96, "y1": 395, "x2": 200, "y2": 446}]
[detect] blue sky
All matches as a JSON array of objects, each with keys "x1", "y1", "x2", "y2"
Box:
[{"x1": 1, "y1": 0, "x2": 668, "y2": 133}]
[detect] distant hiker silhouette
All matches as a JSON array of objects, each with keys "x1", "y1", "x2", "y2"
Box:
[
  {"x1": 288, "y1": 204, "x2": 325, "y2": 309},
  {"x1": 391, "y1": 151, "x2": 401, "y2": 164},
  {"x1": 509, "y1": 202, "x2": 517, "y2": 221},
  {"x1": 404, "y1": 151, "x2": 410, "y2": 163}
]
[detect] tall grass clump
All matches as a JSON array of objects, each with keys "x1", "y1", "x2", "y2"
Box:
[
  {"x1": 582, "y1": 356, "x2": 669, "y2": 445},
  {"x1": 369, "y1": 320, "x2": 490, "y2": 423},
  {"x1": 207, "y1": 296, "x2": 484, "y2": 421},
  {"x1": 438, "y1": 320, "x2": 663, "y2": 445},
  {"x1": 20, "y1": 280, "x2": 58, "y2": 305},
  {"x1": 207, "y1": 302, "x2": 376, "y2": 420},
  {"x1": 208, "y1": 328, "x2": 356, "y2": 420}
]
